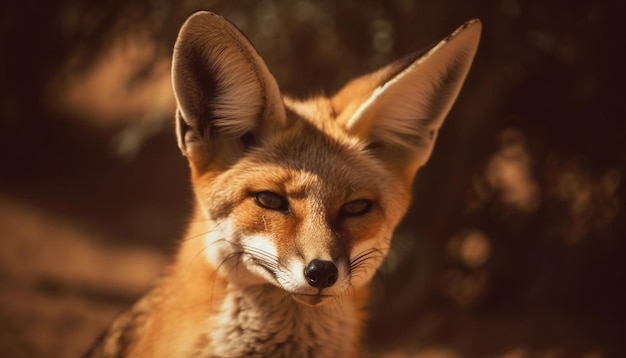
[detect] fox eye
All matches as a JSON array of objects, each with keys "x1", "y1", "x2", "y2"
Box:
[
  {"x1": 254, "y1": 191, "x2": 289, "y2": 212},
  {"x1": 339, "y1": 199, "x2": 372, "y2": 217}
]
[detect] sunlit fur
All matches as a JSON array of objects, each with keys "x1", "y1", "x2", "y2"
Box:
[{"x1": 86, "y1": 11, "x2": 480, "y2": 358}]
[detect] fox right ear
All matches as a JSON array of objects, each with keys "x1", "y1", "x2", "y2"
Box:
[
  {"x1": 333, "y1": 19, "x2": 481, "y2": 181},
  {"x1": 172, "y1": 11, "x2": 286, "y2": 169}
]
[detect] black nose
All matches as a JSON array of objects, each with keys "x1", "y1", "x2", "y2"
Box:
[{"x1": 304, "y1": 259, "x2": 338, "y2": 289}]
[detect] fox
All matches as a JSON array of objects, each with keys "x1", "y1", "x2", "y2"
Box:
[{"x1": 85, "y1": 11, "x2": 480, "y2": 358}]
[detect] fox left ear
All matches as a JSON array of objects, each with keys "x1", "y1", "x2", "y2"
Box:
[
  {"x1": 171, "y1": 11, "x2": 286, "y2": 169},
  {"x1": 333, "y1": 19, "x2": 481, "y2": 179}
]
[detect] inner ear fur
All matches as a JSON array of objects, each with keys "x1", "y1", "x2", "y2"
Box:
[
  {"x1": 332, "y1": 19, "x2": 481, "y2": 178},
  {"x1": 171, "y1": 11, "x2": 286, "y2": 165}
]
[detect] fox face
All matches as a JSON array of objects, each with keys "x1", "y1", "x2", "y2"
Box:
[
  {"x1": 172, "y1": 12, "x2": 480, "y2": 307},
  {"x1": 191, "y1": 114, "x2": 411, "y2": 306}
]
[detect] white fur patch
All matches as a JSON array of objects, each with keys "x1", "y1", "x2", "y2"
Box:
[
  {"x1": 278, "y1": 258, "x2": 306, "y2": 292},
  {"x1": 203, "y1": 219, "x2": 235, "y2": 267},
  {"x1": 203, "y1": 220, "x2": 284, "y2": 287},
  {"x1": 244, "y1": 235, "x2": 278, "y2": 259}
]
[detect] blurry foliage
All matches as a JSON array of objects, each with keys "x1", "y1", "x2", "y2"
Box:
[{"x1": 1, "y1": 0, "x2": 625, "y2": 356}]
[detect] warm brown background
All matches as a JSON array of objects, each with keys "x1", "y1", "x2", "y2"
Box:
[{"x1": 1, "y1": 1, "x2": 624, "y2": 357}]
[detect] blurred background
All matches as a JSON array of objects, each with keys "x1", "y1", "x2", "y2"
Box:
[{"x1": 0, "y1": 0, "x2": 624, "y2": 357}]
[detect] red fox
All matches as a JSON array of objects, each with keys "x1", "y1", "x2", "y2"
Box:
[{"x1": 86, "y1": 11, "x2": 480, "y2": 358}]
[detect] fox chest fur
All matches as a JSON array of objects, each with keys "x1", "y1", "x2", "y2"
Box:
[
  {"x1": 203, "y1": 286, "x2": 358, "y2": 357},
  {"x1": 85, "y1": 10, "x2": 480, "y2": 358}
]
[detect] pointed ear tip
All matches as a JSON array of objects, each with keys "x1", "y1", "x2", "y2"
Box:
[
  {"x1": 186, "y1": 10, "x2": 218, "y2": 22},
  {"x1": 447, "y1": 18, "x2": 481, "y2": 52},
  {"x1": 462, "y1": 18, "x2": 482, "y2": 38},
  {"x1": 173, "y1": 11, "x2": 229, "y2": 59},
  {"x1": 179, "y1": 11, "x2": 228, "y2": 32}
]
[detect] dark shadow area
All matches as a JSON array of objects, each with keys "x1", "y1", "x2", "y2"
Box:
[{"x1": 1, "y1": 1, "x2": 624, "y2": 357}]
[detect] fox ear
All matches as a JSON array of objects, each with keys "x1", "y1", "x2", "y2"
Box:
[
  {"x1": 172, "y1": 11, "x2": 286, "y2": 164},
  {"x1": 333, "y1": 19, "x2": 481, "y2": 178}
]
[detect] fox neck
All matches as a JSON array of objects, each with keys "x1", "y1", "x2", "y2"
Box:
[
  {"x1": 206, "y1": 285, "x2": 360, "y2": 357},
  {"x1": 171, "y1": 207, "x2": 365, "y2": 357}
]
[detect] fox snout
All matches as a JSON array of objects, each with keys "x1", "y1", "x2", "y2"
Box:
[
  {"x1": 304, "y1": 259, "x2": 338, "y2": 289},
  {"x1": 289, "y1": 258, "x2": 343, "y2": 306}
]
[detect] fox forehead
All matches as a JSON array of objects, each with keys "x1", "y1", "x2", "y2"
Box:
[{"x1": 240, "y1": 102, "x2": 397, "y2": 190}]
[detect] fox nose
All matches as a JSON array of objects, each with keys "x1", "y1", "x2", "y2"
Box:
[{"x1": 304, "y1": 259, "x2": 338, "y2": 289}]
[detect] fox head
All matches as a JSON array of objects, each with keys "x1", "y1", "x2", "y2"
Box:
[{"x1": 172, "y1": 12, "x2": 480, "y2": 306}]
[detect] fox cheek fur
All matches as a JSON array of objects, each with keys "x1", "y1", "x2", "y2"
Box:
[{"x1": 85, "y1": 10, "x2": 480, "y2": 358}]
